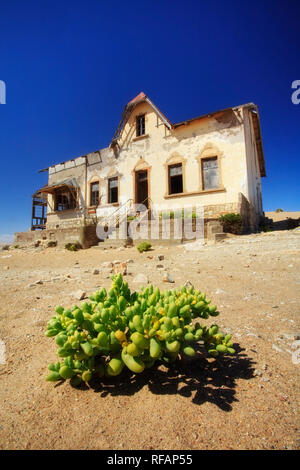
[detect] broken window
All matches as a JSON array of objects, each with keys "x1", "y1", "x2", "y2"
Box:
[
  {"x1": 202, "y1": 157, "x2": 219, "y2": 190},
  {"x1": 168, "y1": 164, "x2": 183, "y2": 194},
  {"x1": 136, "y1": 115, "x2": 145, "y2": 136},
  {"x1": 31, "y1": 192, "x2": 47, "y2": 230},
  {"x1": 108, "y1": 177, "x2": 118, "y2": 203},
  {"x1": 55, "y1": 190, "x2": 76, "y2": 211},
  {"x1": 56, "y1": 194, "x2": 69, "y2": 211},
  {"x1": 90, "y1": 181, "x2": 100, "y2": 206}
]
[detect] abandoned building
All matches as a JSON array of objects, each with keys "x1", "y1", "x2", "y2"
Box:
[{"x1": 15, "y1": 92, "x2": 266, "y2": 248}]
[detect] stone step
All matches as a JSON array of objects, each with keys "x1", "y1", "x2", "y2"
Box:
[
  {"x1": 213, "y1": 233, "x2": 227, "y2": 243},
  {"x1": 207, "y1": 224, "x2": 223, "y2": 235}
]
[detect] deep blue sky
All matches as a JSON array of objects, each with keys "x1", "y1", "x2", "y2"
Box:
[{"x1": 0, "y1": 0, "x2": 299, "y2": 240}]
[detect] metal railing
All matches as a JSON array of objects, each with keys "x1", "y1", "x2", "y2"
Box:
[
  {"x1": 98, "y1": 196, "x2": 154, "y2": 234},
  {"x1": 100, "y1": 198, "x2": 134, "y2": 229}
]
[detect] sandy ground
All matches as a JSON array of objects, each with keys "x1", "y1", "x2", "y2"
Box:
[
  {"x1": 0, "y1": 226, "x2": 299, "y2": 450},
  {"x1": 265, "y1": 211, "x2": 300, "y2": 222}
]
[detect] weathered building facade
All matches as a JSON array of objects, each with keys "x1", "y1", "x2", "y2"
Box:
[{"x1": 15, "y1": 92, "x2": 266, "y2": 247}]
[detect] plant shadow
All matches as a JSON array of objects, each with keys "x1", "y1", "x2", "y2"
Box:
[{"x1": 73, "y1": 344, "x2": 256, "y2": 412}]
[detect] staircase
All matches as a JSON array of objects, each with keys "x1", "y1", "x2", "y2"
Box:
[
  {"x1": 97, "y1": 199, "x2": 150, "y2": 249},
  {"x1": 97, "y1": 202, "x2": 228, "y2": 249}
]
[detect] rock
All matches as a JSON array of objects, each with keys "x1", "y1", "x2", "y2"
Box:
[
  {"x1": 215, "y1": 288, "x2": 225, "y2": 294},
  {"x1": 162, "y1": 272, "x2": 175, "y2": 283},
  {"x1": 0, "y1": 340, "x2": 6, "y2": 365},
  {"x1": 184, "y1": 280, "x2": 194, "y2": 289},
  {"x1": 32, "y1": 320, "x2": 46, "y2": 327},
  {"x1": 75, "y1": 290, "x2": 87, "y2": 300},
  {"x1": 3, "y1": 266, "x2": 9, "y2": 270},
  {"x1": 156, "y1": 254, "x2": 164, "y2": 261},
  {"x1": 133, "y1": 273, "x2": 149, "y2": 284},
  {"x1": 126, "y1": 259, "x2": 134, "y2": 264},
  {"x1": 1, "y1": 255, "x2": 12, "y2": 258},
  {"x1": 35, "y1": 280, "x2": 43, "y2": 285},
  {"x1": 292, "y1": 349, "x2": 300, "y2": 365},
  {"x1": 92, "y1": 269, "x2": 99, "y2": 275},
  {"x1": 102, "y1": 261, "x2": 113, "y2": 268},
  {"x1": 272, "y1": 344, "x2": 284, "y2": 353},
  {"x1": 253, "y1": 369, "x2": 262, "y2": 377},
  {"x1": 156, "y1": 264, "x2": 164, "y2": 269},
  {"x1": 291, "y1": 340, "x2": 300, "y2": 351},
  {"x1": 113, "y1": 262, "x2": 127, "y2": 275}
]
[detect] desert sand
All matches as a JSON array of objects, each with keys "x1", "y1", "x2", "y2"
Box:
[{"x1": 0, "y1": 221, "x2": 299, "y2": 450}]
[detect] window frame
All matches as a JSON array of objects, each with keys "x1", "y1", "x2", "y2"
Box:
[
  {"x1": 54, "y1": 190, "x2": 76, "y2": 211},
  {"x1": 168, "y1": 163, "x2": 184, "y2": 195},
  {"x1": 201, "y1": 156, "x2": 219, "y2": 191},
  {"x1": 136, "y1": 114, "x2": 146, "y2": 137},
  {"x1": 163, "y1": 153, "x2": 187, "y2": 198},
  {"x1": 90, "y1": 181, "x2": 100, "y2": 207},
  {"x1": 107, "y1": 176, "x2": 119, "y2": 204},
  {"x1": 197, "y1": 145, "x2": 223, "y2": 193}
]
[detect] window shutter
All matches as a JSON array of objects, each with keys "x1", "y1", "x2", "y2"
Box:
[{"x1": 202, "y1": 158, "x2": 219, "y2": 189}]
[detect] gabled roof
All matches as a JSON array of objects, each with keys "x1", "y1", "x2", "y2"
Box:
[
  {"x1": 39, "y1": 93, "x2": 266, "y2": 179},
  {"x1": 111, "y1": 94, "x2": 266, "y2": 178},
  {"x1": 110, "y1": 92, "x2": 172, "y2": 146}
]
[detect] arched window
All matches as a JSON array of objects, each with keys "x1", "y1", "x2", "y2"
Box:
[
  {"x1": 164, "y1": 153, "x2": 187, "y2": 196},
  {"x1": 197, "y1": 144, "x2": 223, "y2": 192},
  {"x1": 90, "y1": 181, "x2": 100, "y2": 206}
]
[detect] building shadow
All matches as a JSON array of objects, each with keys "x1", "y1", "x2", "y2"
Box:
[
  {"x1": 73, "y1": 345, "x2": 256, "y2": 412},
  {"x1": 268, "y1": 218, "x2": 299, "y2": 232}
]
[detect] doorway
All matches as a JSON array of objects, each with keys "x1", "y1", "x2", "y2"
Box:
[{"x1": 135, "y1": 170, "x2": 149, "y2": 209}]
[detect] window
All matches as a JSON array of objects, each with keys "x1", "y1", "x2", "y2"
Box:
[
  {"x1": 55, "y1": 192, "x2": 76, "y2": 211},
  {"x1": 202, "y1": 157, "x2": 219, "y2": 190},
  {"x1": 90, "y1": 181, "x2": 99, "y2": 206},
  {"x1": 136, "y1": 114, "x2": 145, "y2": 136},
  {"x1": 108, "y1": 177, "x2": 118, "y2": 203},
  {"x1": 168, "y1": 164, "x2": 183, "y2": 194}
]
